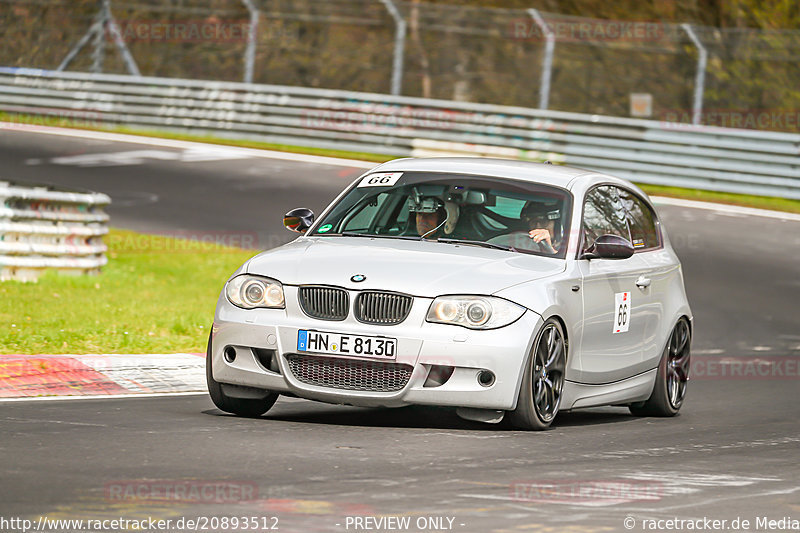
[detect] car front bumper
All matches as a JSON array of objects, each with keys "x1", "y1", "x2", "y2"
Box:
[{"x1": 210, "y1": 286, "x2": 542, "y2": 410}]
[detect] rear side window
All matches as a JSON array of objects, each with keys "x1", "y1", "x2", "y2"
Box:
[
  {"x1": 618, "y1": 188, "x2": 660, "y2": 250},
  {"x1": 582, "y1": 186, "x2": 629, "y2": 251}
]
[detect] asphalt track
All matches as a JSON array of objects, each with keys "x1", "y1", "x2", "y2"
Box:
[{"x1": 1, "y1": 127, "x2": 799, "y2": 533}]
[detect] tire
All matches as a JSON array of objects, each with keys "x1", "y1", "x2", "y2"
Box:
[
  {"x1": 629, "y1": 317, "x2": 691, "y2": 417},
  {"x1": 206, "y1": 333, "x2": 278, "y2": 417},
  {"x1": 507, "y1": 318, "x2": 566, "y2": 430}
]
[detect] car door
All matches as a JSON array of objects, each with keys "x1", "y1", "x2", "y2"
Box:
[
  {"x1": 618, "y1": 188, "x2": 673, "y2": 370},
  {"x1": 576, "y1": 185, "x2": 652, "y2": 384}
]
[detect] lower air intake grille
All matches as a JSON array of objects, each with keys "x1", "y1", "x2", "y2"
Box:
[
  {"x1": 298, "y1": 286, "x2": 349, "y2": 321},
  {"x1": 354, "y1": 291, "x2": 413, "y2": 325},
  {"x1": 285, "y1": 354, "x2": 413, "y2": 392}
]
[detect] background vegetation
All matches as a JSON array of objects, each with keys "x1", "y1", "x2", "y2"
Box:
[{"x1": 1, "y1": 0, "x2": 798, "y2": 129}]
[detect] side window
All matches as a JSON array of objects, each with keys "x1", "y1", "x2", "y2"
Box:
[
  {"x1": 373, "y1": 193, "x2": 415, "y2": 235},
  {"x1": 582, "y1": 186, "x2": 630, "y2": 251},
  {"x1": 340, "y1": 193, "x2": 388, "y2": 232},
  {"x1": 618, "y1": 189, "x2": 660, "y2": 250}
]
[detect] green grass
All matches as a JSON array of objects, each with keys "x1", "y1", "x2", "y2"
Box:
[
  {"x1": 639, "y1": 183, "x2": 800, "y2": 214},
  {"x1": 4, "y1": 111, "x2": 800, "y2": 213},
  {"x1": 0, "y1": 229, "x2": 255, "y2": 355}
]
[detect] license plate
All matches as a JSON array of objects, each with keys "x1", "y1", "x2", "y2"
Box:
[{"x1": 297, "y1": 330, "x2": 397, "y2": 359}]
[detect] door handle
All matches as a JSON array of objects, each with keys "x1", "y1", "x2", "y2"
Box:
[{"x1": 636, "y1": 276, "x2": 651, "y2": 289}]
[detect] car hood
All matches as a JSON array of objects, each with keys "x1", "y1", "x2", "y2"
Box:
[{"x1": 245, "y1": 237, "x2": 565, "y2": 297}]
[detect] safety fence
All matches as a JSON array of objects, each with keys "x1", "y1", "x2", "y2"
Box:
[
  {"x1": 4, "y1": 0, "x2": 800, "y2": 125},
  {"x1": 0, "y1": 67, "x2": 799, "y2": 200},
  {"x1": 0, "y1": 180, "x2": 110, "y2": 281}
]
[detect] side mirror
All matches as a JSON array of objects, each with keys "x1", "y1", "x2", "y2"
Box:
[
  {"x1": 283, "y1": 208, "x2": 315, "y2": 233},
  {"x1": 583, "y1": 234, "x2": 635, "y2": 260}
]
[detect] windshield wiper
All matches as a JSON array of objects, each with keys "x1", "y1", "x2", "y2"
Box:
[
  {"x1": 340, "y1": 232, "x2": 421, "y2": 241},
  {"x1": 436, "y1": 238, "x2": 515, "y2": 252}
]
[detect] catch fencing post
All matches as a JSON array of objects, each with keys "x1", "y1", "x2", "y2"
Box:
[
  {"x1": 58, "y1": 0, "x2": 140, "y2": 76},
  {"x1": 58, "y1": 16, "x2": 104, "y2": 72},
  {"x1": 528, "y1": 9, "x2": 554, "y2": 110},
  {"x1": 104, "y1": 0, "x2": 141, "y2": 76},
  {"x1": 241, "y1": 0, "x2": 259, "y2": 83},
  {"x1": 90, "y1": 4, "x2": 106, "y2": 74},
  {"x1": 378, "y1": 0, "x2": 406, "y2": 96},
  {"x1": 681, "y1": 23, "x2": 707, "y2": 126}
]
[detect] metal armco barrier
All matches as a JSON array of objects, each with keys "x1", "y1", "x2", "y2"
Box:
[
  {"x1": 1, "y1": 67, "x2": 799, "y2": 199},
  {"x1": 0, "y1": 181, "x2": 110, "y2": 281}
]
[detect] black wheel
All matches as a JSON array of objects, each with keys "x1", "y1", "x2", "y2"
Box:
[
  {"x1": 206, "y1": 333, "x2": 278, "y2": 417},
  {"x1": 630, "y1": 318, "x2": 691, "y2": 417},
  {"x1": 507, "y1": 318, "x2": 566, "y2": 430}
]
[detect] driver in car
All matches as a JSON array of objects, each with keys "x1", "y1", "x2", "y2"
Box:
[
  {"x1": 488, "y1": 201, "x2": 563, "y2": 253},
  {"x1": 521, "y1": 201, "x2": 562, "y2": 254}
]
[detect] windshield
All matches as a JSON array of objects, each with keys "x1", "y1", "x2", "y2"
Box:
[{"x1": 310, "y1": 171, "x2": 572, "y2": 258}]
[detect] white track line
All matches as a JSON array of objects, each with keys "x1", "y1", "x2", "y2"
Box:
[{"x1": 0, "y1": 391, "x2": 208, "y2": 403}]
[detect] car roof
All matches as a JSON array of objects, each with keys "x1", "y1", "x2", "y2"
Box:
[{"x1": 372, "y1": 157, "x2": 597, "y2": 189}]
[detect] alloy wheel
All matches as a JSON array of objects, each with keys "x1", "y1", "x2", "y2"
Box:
[
  {"x1": 666, "y1": 319, "x2": 691, "y2": 409},
  {"x1": 532, "y1": 323, "x2": 566, "y2": 423}
]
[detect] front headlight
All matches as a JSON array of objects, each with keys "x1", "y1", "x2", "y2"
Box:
[
  {"x1": 226, "y1": 275, "x2": 285, "y2": 309},
  {"x1": 426, "y1": 296, "x2": 525, "y2": 329}
]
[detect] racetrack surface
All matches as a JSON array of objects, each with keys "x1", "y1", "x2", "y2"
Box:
[{"x1": 1, "y1": 128, "x2": 799, "y2": 532}]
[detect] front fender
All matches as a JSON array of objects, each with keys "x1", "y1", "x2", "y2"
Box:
[{"x1": 493, "y1": 264, "x2": 583, "y2": 382}]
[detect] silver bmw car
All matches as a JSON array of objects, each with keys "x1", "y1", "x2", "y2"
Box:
[{"x1": 207, "y1": 158, "x2": 692, "y2": 430}]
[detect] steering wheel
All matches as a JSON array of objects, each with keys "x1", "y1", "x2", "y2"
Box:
[
  {"x1": 498, "y1": 230, "x2": 556, "y2": 254},
  {"x1": 486, "y1": 231, "x2": 548, "y2": 252}
]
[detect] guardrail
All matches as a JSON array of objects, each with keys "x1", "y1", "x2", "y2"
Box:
[
  {"x1": 1, "y1": 67, "x2": 798, "y2": 199},
  {"x1": 0, "y1": 180, "x2": 110, "y2": 281}
]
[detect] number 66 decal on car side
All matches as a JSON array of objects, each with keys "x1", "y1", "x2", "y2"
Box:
[{"x1": 614, "y1": 292, "x2": 631, "y2": 333}]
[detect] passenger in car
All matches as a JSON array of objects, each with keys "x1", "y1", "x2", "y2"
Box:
[{"x1": 408, "y1": 195, "x2": 461, "y2": 239}]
